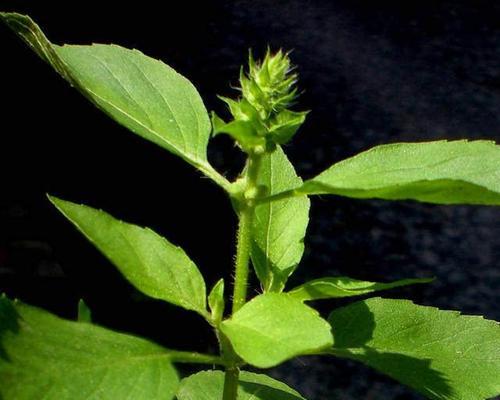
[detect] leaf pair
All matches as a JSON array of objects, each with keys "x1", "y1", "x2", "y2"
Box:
[
  {"x1": 1, "y1": 295, "x2": 308, "y2": 400},
  {"x1": 45, "y1": 196, "x2": 439, "y2": 373},
  {"x1": 0, "y1": 293, "x2": 305, "y2": 399},
  {"x1": 219, "y1": 294, "x2": 500, "y2": 400},
  {"x1": 48, "y1": 196, "x2": 329, "y2": 371},
  {"x1": 44, "y1": 191, "x2": 329, "y2": 370},
  {"x1": 3, "y1": 295, "x2": 499, "y2": 400}
]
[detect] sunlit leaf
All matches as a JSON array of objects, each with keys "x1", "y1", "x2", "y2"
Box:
[
  {"x1": 252, "y1": 147, "x2": 310, "y2": 291},
  {"x1": 0, "y1": 12, "x2": 227, "y2": 187},
  {"x1": 300, "y1": 140, "x2": 500, "y2": 205},
  {"x1": 221, "y1": 293, "x2": 332, "y2": 368},
  {"x1": 49, "y1": 196, "x2": 207, "y2": 316}
]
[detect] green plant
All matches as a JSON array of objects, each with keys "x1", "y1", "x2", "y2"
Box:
[{"x1": 1, "y1": 12, "x2": 499, "y2": 400}]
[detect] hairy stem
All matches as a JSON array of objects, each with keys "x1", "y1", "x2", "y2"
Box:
[
  {"x1": 222, "y1": 153, "x2": 262, "y2": 400},
  {"x1": 231, "y1": 152, "x2": 262, "y2": 313},
  {"x1": 231, "y1": 206, "x2": 253, "y2": 314},
  {"x1": 199, "y1": 163, "x2": 232, "y2": 192}
]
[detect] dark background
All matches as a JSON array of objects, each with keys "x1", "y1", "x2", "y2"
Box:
[{"x1": 1, "y1": 1, "x2": 499, "y2": 399}]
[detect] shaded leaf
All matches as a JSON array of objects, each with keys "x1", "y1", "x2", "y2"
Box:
[
  {"x1": 177, "y1": 370, "x2": 306, "y2": 400},
  {"x1": 327, "y1": 297, "x2": 500, "y2": 400},
  {"x1": 0, "y1": 296, "x2": 179, "y2": 400},
  {"x1": 299, "y1": 140, "x2": 500, "y2": 205},
  {"x1": 220, "y1": 293, "x2": 332, "y2": 368},
  {"x1": 288, "y1": 276, "x2": 433, "y2": 301},
  {"x1": 49, "y1": 196, "x2": 207, "y2": 316}
]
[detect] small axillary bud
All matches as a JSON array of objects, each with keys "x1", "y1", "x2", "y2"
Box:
[
  {"x1": 244, "y1": 186, "x2": 260, "y2": 201},
  {"x1": 252, "y1": 145, "x2": 266, "y2": 156},
  {"x1": 243, "y1": 184, "x2": 269, "y2": 203}
]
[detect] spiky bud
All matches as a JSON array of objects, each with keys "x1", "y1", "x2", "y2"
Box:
[
  {"x1": 212, "y1": 49, "x2": 308, "y2": 153},
  {"x1": 243, "y1": 49, "x2": 298, "y2": 117}
]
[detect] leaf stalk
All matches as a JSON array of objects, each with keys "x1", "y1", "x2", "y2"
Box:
[{"x1": 168, "y1": 350, "x2": 226, "y2": 366}]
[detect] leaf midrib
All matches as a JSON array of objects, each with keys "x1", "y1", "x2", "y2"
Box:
[
  {"x1": 82, "y1": 84, "x2": 208, "y2": 169},
  {"x1": 3, "y1": 351, "x2": 172, "y2": 377}
]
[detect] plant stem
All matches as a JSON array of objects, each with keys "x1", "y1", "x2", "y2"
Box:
[
  {"x1": 222, "y1": 366, "x2": 240, "y2": 400},
  {"x1": 222, "y1": 153, "x2": 262, "y2": 400},
  {"x1": 221, "y1": 202, "x2": 253, "y2": 400},
  {"x1": 231, "y1": 153, "x2": 262, "y2": 313},
  {"x1": 199, "y1": 163, "x2": 232, "y2": 192},
  {"x1": 231, "y1": 206, "x2": 253, "y2": 314}
]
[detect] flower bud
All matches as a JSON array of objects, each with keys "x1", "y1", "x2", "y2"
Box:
[{"x1": 212, "y1": 49, "x2": 307, "y2": 152}]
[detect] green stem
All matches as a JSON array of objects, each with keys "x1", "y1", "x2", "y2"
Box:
[
  {"x1": 231, "y1": 206, "x2": 253, "y2": 314},
  {"x1": 199, "y1": 163, "x2": 232, "y2": 192},
  {"x1": 168, "y1": 350, "x2": 225, "y2": 365},
  {"x1": 223, "y1": 366, "x2": 240, "y2": 400},
  {"x1": 255, "y1": 188, "x2": 297, "y2": 204},
  {"x1": 222, "y1": 153, "x2": 262, "y2": 400}
]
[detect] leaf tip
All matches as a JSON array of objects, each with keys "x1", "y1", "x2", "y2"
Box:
[
  {"x1": 77, "y1": 299, "x2": 92, "y2": 323},
  {"x1": 46, "y1": 193, "x2": 63, "y2": 207},
  {"x1": 46, "y1": 195, "x2": 79, "y2": 220}
]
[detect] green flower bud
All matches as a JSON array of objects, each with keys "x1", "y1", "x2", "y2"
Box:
[{"x1": 213, "y1": 49, "x2": 307, "y2": 152}]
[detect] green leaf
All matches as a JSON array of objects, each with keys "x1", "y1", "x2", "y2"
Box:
[
  {"x1": 208, "y1": 279, "x2": 225, "y2": 324},
  {"x1": 211, "y1": 112, "x2": 265, "y2": 151},
  {"x1": 49, "y1": 196, "x2": 207, "y2": 316},
  {"x1": 252, "y1": 147, "x2": 310, "y2": 291},
  {"x1": 220, "y1": 293, "x2": 332, "y2": 368},
  {"x1": 0, "y1": 296, "x2": 179, "y2": 400},
  {"x1": 177, "y1": 370, "x2": 306, "y2": 400},
  {"x1": 327, "y1": 297, "x2": 500, "y2": 400},
  {"x1": 299, "y1": 140, "x2": 500, "y2": 205},
  {"x1": 218, "y1": 96, "x2": 261, "y2": 124},
  {"x1": 269, "y1": 110, "x2": 308, "y2": 145},
  {"x1": 288, "y1": 276, "x2": 434, "y2": 301},
  {"x1": 0, "y1": 12, "x2": 227, "y2": 188},
  {"x1": 77, "y1": 299, "x2": 92, "y2": 323}
]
